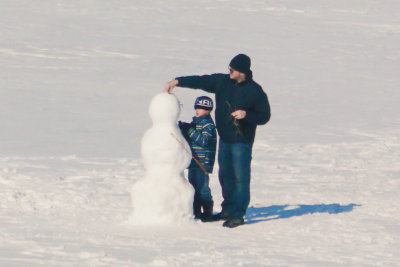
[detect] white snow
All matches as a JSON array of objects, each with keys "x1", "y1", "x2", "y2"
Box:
[
  {"x1": 130, "y1": 93, "x2": 194, "y2": 225},
  {"x1": 1, "y1": 0, "x2": 399, "y2": 266}
]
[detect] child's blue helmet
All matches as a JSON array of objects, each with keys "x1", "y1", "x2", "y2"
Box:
[{"x1": 194, "y1": 96, "x2": 213, "y2": 111}]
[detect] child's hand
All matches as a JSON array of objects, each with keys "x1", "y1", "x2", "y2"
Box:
[
  {"x1": 231, "y1": 110, "x2": 246, "y2": 120},
  {"x1": 178, "y1": 121, "x2": 191, "y2": 131}
]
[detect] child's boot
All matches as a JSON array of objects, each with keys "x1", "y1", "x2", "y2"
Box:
[
  {"x1": 200, "y1": 200, "x2": 214, "y2": 222},
  {"x1": 193, "y1": 200, "x2": 202, "y2": 219}
]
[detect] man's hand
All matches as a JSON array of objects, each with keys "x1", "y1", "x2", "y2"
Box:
[
  {"x1": 231, "y1": 110, "x2": 246, "y2": 120},
  {"x1": 164, "y1": 79, "x2": 179, "y2": 93}
]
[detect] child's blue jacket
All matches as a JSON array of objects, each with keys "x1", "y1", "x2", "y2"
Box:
[{"x1": 179, "y1": 114, "x2": 217, "y2": 173}]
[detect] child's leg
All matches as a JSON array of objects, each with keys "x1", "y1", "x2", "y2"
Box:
[
  {"x1": 198, "y1": 171, "x2": 213, "y2": 218},
  {"x1": 199, "y1": 172, "x2": 213, "y2": 204},
  {"x1": 188, "y1": 168, "x2": 201, "y2": 217}
]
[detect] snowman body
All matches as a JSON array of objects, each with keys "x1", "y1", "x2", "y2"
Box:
[{"x1": 130, "y1": 93, "x2": 194, "y2": 225}]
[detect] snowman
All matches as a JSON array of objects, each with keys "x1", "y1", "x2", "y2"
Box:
[{"x1": 130, "y1": 92, "x2": 194, "y2": 225}]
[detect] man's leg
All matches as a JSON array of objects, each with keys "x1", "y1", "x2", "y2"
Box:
[
  {"x1": 228, "y1": 142, "x2": 253, "y2": 221},
  {"x1": 217, "y1": 139, "x2": 235, "y2": 217}
]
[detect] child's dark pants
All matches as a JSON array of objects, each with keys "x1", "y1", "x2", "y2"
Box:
[{"x1": 188, "y1": 168, "x2": 213, "y2": 217}]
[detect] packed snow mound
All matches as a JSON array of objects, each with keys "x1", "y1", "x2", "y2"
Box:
[{"x1": 130, "y1": 93, "x2": 194, "y2": 225}]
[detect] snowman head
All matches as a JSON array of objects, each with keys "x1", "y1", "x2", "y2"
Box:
[{"x1": 149, "y1": 93, "x2": 181, "y2": 124}]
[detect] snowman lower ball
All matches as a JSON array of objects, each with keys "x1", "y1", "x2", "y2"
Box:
[{"x1": 130, "y1": 93, "x2": 194, "y2": 225}]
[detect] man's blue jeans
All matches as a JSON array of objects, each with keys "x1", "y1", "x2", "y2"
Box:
[{"x1": 218, "y1": 139, "x2": 253, "y2": 219}]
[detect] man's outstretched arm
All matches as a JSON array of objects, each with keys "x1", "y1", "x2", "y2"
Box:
[{"x1": 164, "y1": 74, "x2": 224, "y2": 94}]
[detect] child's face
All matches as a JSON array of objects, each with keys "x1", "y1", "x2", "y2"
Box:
[{"x1": 195, "y1": 109, "x2": 210, "y2": 117}]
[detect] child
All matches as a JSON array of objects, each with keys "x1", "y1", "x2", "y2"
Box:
[{"x1": 178, "y1": 96, "x2": 217, "y2": 222}]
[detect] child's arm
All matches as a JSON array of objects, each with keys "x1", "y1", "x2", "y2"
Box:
[
  {"x1": 178, "y1": 121, "x2": 192, "y2": 140},
  {"x1": 187, "y1": 123, "x2": 216, "y2": 147}
]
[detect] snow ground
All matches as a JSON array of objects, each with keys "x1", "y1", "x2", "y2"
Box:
[{"x1": 1, "y1": 0, "x2": 399, "y2": 266}]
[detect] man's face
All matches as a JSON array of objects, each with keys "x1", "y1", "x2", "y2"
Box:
[
  {"x1": 229, "y1": 67, "x2": 247, "y2": 82},
  {"x1": 229, "y1": 67, "x2": 240, "y2": 80},
  {"x1": 195, "y1": 109, "x2": 209, "y2": 117}
]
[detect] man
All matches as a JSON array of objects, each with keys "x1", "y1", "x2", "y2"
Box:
[{"x1": 165, "y1": 54, "x2": 271, "y2": 228}]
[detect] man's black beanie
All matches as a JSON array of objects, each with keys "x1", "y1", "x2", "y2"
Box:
[{"x1": 229, "y1": 54, "x2": 251, "y2": 75}]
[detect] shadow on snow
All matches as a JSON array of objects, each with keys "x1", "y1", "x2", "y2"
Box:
[{"x1": 245, "y1": 203, "x2": 360, "y2": 224}]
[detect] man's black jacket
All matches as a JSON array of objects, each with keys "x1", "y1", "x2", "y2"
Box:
[{"x1": 176, "y1": 73, "x2": 271, "y2": 144}]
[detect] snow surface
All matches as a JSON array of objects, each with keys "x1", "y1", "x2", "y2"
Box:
[
  {"x1": 130, "y1": 93, "x2": 194, "y2": 225},
  {"x1": 1, "y1": 0, "x2": 399, "y2": 266}
]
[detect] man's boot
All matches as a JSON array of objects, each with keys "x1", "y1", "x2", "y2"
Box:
[
  {"x1": 212, "y1": 211, "x2": 230, "y2": 221},
  {"x1": 222, "y1": 218, "x2": 244, "y2": 228}
]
